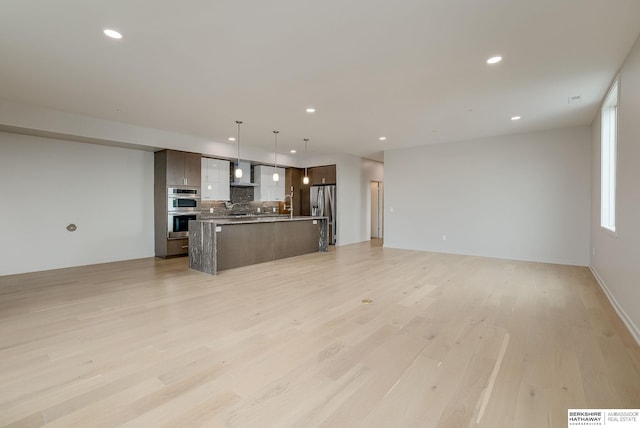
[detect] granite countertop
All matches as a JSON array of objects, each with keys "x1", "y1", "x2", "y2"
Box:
[
  {"x1": 196, "y1": 216, "x2": 327, "y2": 225},
  {"x1": 199, "y1": 214, "x2": 289, "y2": 220}
]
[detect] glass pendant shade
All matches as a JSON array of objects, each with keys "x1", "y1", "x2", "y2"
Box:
[
  {"x1": 303, "y1": 138, "x2": 310, "y2": 185},
  {"x1": 273, "y1": 130, "x2": 279, "y2": 182},
  {"x1": 235, "y1": 120, "x2": 243, "y2": 179}
]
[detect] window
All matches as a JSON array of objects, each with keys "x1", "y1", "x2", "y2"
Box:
[{"x1": 601, "y1": 81, "x2": 618, "y2": 232}]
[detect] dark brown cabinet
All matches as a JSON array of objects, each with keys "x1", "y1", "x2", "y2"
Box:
[
  {"x1": 291, "y1": 165, "x2": 334, "y2": 215},
  {"x1": 284, "y1": 168, "x2": 306, "y2": 215},
  {"x1": 309, "y1": 164, "x2": 336, "y2": 185},
  {"x1": 166, "y1": 238, "x2": 190, "y2": 256},
  {"x1": 154, "y1": 150, "x2": 202, "y2": 258},
  {"x1": 166, "y1": 150, "x2": 201, "y2": 187}
]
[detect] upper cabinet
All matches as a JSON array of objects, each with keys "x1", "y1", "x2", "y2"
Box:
[
  {"x1": 166, "y1": 150, "x2": 201, "y2": 187},
  {"x1": 254, "y1": 165, "x2": 286, "y2": 201},
  {"x1": 285, "y1": 168, "x2": 304, "y2": 215},
  {"x1": 309, "y1": 165, "x2": 336, "y2": 185},
  {"x1": 201, "y1": 158, "x2": 230, "y2": 201}
]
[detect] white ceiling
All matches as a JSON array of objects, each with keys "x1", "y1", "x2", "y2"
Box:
[{"x1": 1, "y1": 0, "x2": 639, "y2": 162}]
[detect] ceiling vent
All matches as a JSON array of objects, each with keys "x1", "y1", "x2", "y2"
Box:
[{"x1": 568, "y1": 95, "x2": 582, "y2": 104}]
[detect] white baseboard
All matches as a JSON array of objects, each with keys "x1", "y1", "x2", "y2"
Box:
[{"x1": 589, "y1": 265, "x2": 640, "y2": 346}]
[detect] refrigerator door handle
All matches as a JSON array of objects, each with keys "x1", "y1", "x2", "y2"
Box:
[{"x1": 317, "y1": 187, "x2": 324, "y2": 217}]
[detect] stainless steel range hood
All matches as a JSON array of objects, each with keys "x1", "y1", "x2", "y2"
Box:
[{"x1": 231, "y1": 161, "x2": 257, "y2": 186}]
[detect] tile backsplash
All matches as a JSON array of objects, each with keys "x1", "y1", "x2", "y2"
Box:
[{"x1": 200, "y1": 198, "x2": 280, "y2": 216}]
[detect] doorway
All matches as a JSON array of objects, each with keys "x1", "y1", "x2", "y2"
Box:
[{"x1": 370, "y1": 181, "x2": 383, "y2": 240}]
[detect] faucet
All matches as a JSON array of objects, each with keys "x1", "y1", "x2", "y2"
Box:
[
  {"x1": 224, "y1": 201, "x2": 249, "y2": 216},
  {"x1": 284, "y1": 192, "x2": 293, "y2": 219},
  {"x1": 225, "y1": 201, "x2": 238, "y2": 209}
]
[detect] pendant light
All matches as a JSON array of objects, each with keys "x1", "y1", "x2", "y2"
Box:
[
  {"x1": 234, "y1": 121, "x2": 243, "y2": 178},
  {"x1": 303, "y1": 138, "x2": 310, "y2": 185},
  {"x1": 272, "y1": 130, "x2": 280, "y2": 182}
]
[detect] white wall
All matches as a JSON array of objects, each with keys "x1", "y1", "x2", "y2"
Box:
[
  {"x1": 590, "y1": 34, "x2": 640, "y2": 343},
  {"x1": 334, "y1": 155, "x2": 384, "y2": 246},
  {"x1": 0, "y1": 131, "x2": 382, "y2": 274},
  {"x1": 0, "y1": 132, "x2": 154, "y2": 275},
  {"x1": 0, "y1": 99, "x2": 301, "y2": 168},
  {"x1": 296, "y1": 152, "x2": 384, "y2": 246},
  {"x1": 0, "y1": 100, "x2": 386, "y2": 251},
  {"x1": 384, "y1": 126, "x2": 591, "y2": 265},
  {"x1": 370, "y1": 182, "x2": 383, "y2": 239}
]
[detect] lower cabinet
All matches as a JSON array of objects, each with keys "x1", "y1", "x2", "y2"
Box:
[
  {"x1": 215, "y1": 221, "x2": 322, "y2": 272},
  {"x1": 166, "y1": 238, "x2": 189, "y2": 257}
]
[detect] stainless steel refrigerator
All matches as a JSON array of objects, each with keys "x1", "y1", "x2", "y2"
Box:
[{"x1": 311, "y1": 185, "x2": 336, "y2": 244}]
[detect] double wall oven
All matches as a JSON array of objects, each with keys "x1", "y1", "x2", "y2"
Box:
[{"x1": 167, "y1": 187, "x2": 200, "y2": 239}]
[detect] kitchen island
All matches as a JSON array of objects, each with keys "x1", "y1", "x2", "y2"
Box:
[{"x1": 189, "y1": 216, "x2": 329, "y2": 275}]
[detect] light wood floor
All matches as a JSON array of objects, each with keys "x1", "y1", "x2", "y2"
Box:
[{"x1": 1, "y1": 241, "x2": 639, "y2": 427}]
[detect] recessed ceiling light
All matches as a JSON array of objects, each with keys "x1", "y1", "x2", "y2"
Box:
[
  {"x1": 103, "y1": 29, "x2": 122, "y2": 39},
  {"x1": 511, "y1": 116, "x2": 521, "y2": 121},
  {"x1": 379, "y1": 136, "x2": 387, "y2": 141},
  {"x1": 290, "y1": 149, "x2": 297, "y2": 154},
  {"x1": 486, "y1": 56, "x2": 502, "y2": 64},
  {"x1": 228, "y1": 137, "x2": 236, "y2": 141},
  {"x1": 305, "y1": 107, "x2": 316, "y2": 113}
]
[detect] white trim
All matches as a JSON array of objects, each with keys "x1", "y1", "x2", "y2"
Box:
[
  {"x1": 600, "y1": 80, "x2": 618, "y2": 233},
  {"x1": 600, "y1": 225, "x2": 618, "y2": 239},
  {"x1": 382, "y1": 243, "x2": 588, "y2": 267},
  {"x1": 590, "y1": 265, "x2": 640, "y2": 346}
]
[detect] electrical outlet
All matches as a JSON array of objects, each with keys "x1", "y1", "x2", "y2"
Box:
[
  {"x1": 442, "y1": 235, "x2": 447, "y2": 241},
  {"x1": 273, "y1": 207, "x2": 277, "y2": 213},
  {"x1": 257, "y1": 207, "x2": 261, "y2": 213},
  {"x1": 209, "y1": 208, "x2": 214, "y2": 213}
]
